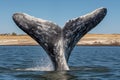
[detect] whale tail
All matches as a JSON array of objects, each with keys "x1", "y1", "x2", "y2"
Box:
[{"x1": 13, "y1": 7, "x2": 107, "y2": 71}]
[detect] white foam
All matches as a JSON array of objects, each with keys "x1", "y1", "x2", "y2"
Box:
[{"x1": 16, "y1": 65, "x2": 54, "y2": 71}]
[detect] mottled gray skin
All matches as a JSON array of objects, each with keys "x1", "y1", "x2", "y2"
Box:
[{"x1": 13, "y1": 7, "x2": 107, "y2": 71}]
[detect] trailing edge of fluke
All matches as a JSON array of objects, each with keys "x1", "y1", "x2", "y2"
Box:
[{"x1": 13, "y1": 7, "x2": 107, "y2": 71}]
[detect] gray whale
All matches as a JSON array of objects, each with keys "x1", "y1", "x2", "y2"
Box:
[{"x1": 13, "y1": 7, "x2": 107, "y2": 71}]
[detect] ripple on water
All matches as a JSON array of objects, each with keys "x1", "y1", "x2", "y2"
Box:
[{"x1": 1, "y1": 46, "x2": 120, "y2": 80}]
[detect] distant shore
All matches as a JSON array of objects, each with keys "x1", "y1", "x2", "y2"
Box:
[{"x1": 0, "y1": 34, "x2": 120, "y2": 46}]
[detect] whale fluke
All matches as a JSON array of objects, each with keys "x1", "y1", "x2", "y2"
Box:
[
  {"x1": 63, "y1": 8, "x2": 107, "y2": 61},
  {"x1": 13, "y1": 7, "x2": 107, "y2": 71}
]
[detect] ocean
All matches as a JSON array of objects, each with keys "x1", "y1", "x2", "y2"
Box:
[{"x1": 0, "y1": 46, "x2": 120, "y2": 80}]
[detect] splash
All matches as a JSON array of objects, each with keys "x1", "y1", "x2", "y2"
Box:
[
  {"x1": 16, "y1": 64, "x2": 54, "y2": 71},
  {"x1": 24, "y1": 65, "x2": 54, "y2": 71},
  {"x1": 16, "y1": 55, "x2": 54, "y2": 71}
]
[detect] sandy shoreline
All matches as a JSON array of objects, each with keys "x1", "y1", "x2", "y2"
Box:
[{"x1": 0, "y1": 34, "x2": 120, "y2": 46}]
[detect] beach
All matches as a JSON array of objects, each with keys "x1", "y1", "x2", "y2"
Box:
[{"x1": 0, "y1": 34, "x2": 120, "y2": 46}]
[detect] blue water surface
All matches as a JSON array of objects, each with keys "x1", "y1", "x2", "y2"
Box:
[{"x1": 0, "y1": 46, "x2": 120, "y2": 80}]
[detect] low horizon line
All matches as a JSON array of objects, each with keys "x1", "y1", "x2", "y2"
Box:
[{"x1": 0, "y1": 33, "x2": 120, "y2": 35}]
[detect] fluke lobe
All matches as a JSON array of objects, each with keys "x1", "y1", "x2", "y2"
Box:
[{"x1": 13, "y1": 7, "x2": 107, "y2": 71}]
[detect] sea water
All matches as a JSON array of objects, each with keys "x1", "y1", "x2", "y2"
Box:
[{"x1": 0, "y1": 46, "x2": 120, "y2": 80}]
